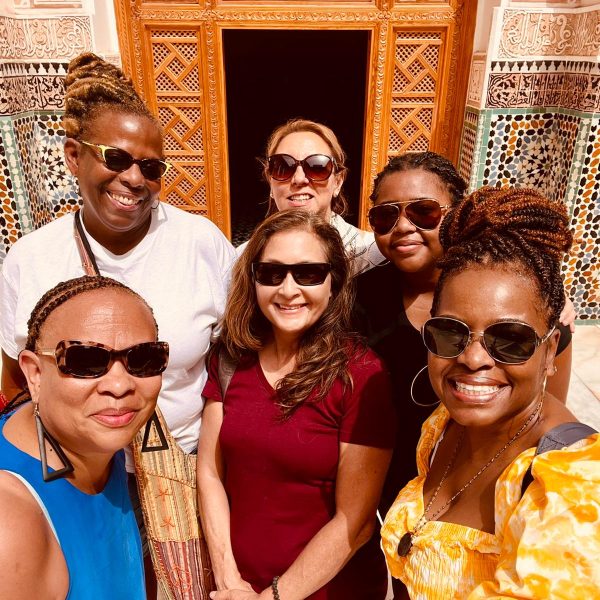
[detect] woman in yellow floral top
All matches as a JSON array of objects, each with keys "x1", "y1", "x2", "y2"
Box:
[{"x1": 381, "y1": 186, "x2": 599, "y2": 599}]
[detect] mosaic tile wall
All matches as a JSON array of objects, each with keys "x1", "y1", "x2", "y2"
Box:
[{"x1": 460, "y1": 4, "x2": 600, "y2": 323}]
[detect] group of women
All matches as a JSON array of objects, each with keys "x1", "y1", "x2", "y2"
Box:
[{"x1": 0, "y1": 52, "x2": 598, "y2": 600}]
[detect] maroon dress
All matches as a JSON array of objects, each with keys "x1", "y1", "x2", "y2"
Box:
[{"x1": 202, "y1": 348, "x2": 395, "y2": 599}]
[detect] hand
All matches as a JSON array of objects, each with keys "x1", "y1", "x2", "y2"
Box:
[
  {"x1": 559, "y1": 296, "x2": 576, "y2": 333},
  {"x1": 209, "y1": 591, "x2": 260, "y2": 600}
]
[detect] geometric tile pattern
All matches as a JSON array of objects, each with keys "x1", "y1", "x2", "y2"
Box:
[{"x1": 458, "y1": 108, "x2": 478, "y2": 187}]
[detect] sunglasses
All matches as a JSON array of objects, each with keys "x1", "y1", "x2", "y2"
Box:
[
  {"x1": 252, "y1": 262, "x2": 331, "y2": 286},
  {"x1": 80, "y1": 141, "x2": 171, "y2": 181},
  {"x1": 36, "y1": 340, "x2": 169, "y2": 378},
  {"x1": 267, "y1": 154, "x2": 336, "y2": 182},
  {"x1": 422, "y1": 317, "x2": 555, "y2": 365},
  {"x1": 368, "y1": 200, "x2": 448, "y2": 234}
]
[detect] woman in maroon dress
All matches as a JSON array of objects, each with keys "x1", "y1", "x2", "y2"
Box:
[{"x1": 197, "y1": 210, "x2": 395, "y2": 599}]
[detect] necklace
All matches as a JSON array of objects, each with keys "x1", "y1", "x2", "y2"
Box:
[{"x1": 397, "y1": 396, "x2": 544, "y2": 557}]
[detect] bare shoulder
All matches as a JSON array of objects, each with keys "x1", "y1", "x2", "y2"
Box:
[{"x1": 0, "y1": 471, "x2": 67, "y2": 599}]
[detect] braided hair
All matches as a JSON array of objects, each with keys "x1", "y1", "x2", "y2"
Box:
[
  {"x1": 370, "y1": 151, "x2": 467, "y2": 205},
  {"x1": 432, "y1": 186, "x2": 573, "y2": 325},
  {"x1": 63, "y1": 52, "x2": 157, "y2": 139}
]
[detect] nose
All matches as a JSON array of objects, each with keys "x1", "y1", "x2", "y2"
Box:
[
  {"x1": 278, "y1": 271, "x2": 300, "y2": 297},
  {"x1": 119, "y1": 162, "x2": 146, "y2": 189},
  {"x1": 291, "y1": 164, "x2": 309, "y2": 186},
  {"x1": 456, "y1": 332, "x2": 496, "y2": 370},
  {"x1": 96, "y1": 358, "x2": 136, "y2": 397},
  {"x1": 392, "y1": 206, "x2": 416, "y2": 234}
]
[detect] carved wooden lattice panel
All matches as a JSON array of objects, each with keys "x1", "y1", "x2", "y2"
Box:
[
  {"x1": 388, "y1": 31, "x2": 442, "y2": 157},
  {"x1": 150, "y1": 29, "x2": 207, "y2": 214}
]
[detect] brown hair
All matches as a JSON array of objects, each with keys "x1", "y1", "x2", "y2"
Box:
[
  {"x1": 263, "y1": 119, "x2": 348, "y2": 216},
  {"x1": 63, "y1": 52, "x2": 158, "y2": 140},
  {"x1": 433, "y1": 186, "x2": 573, "y2": 325},
  {"x1": 221, "y1": 210, "x2": 360, "y2": 417}
]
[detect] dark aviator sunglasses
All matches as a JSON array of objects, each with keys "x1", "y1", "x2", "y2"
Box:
[
  {"x1": 368, "y1": 199, "x2": 448, "y2": 234},
  {"x1": 36, "y1": 340, "x2": 170, "y2": 378},
  {"x1": 267, "y1": 153, "x2": 336, "y2": 182},
  {"x1": 422, "y1": 317, "x2": 556, "y2": 365},
  {"x1": 252, "y1": 262, "x2": 331, "y2": 286},
  {"x1": 80, "y1": 140, "x2": 171, "y2": 181}
]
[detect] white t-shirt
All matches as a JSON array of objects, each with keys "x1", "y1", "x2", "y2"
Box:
[
  {"x1": 236, "y1": 213, "x2": 385, "y2": 276},
  {"x1": 0, "y1": 203, "x2": 236, "y2": 465}
]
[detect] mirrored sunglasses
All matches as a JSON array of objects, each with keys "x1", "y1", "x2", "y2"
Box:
[
  {"x1": 267, "y1": 153, "x2": 336, "y2": 182},
  {"x1": 368, "y1": 199, "x2": 448, "y2": 234},
  {"x1": 80, "y1": 140, "x2": 171, "y2": 181},
  {"x1": 252, "y1": 262, "x2": 331, "y2": 286},
  {"x1": 422, "y1": 317, "x2": 555, "y2": 365},
  {"x1": 36, "y1": 340, "x2": 169, "y2": 378}
]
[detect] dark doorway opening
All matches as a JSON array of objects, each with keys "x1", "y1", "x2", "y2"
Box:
[{"x1": 223, "y1": 29, "x2": 370, "y2": 245}]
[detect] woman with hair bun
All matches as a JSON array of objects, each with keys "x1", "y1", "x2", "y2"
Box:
[{"x1": 381, "y1": 187, "x2": 599, "y2": 599}]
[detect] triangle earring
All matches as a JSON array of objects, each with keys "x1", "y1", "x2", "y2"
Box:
[
  {"x1": 141, "y1": 411, "x2": 169, "y2": 452},
  {"x1": 34, "y1": 403, "x2": 74, "y2": 482}
]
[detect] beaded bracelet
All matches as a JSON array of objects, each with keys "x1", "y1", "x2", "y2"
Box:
[{"x1": 271, "y1": 575, "x2": 281, "y2": 600}]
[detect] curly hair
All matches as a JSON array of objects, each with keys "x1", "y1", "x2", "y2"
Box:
[
  {"x1": 432, "y1": 186, "x2": 573, "y2": 325},
  {"x1": 63, "y1": 52, "x2": 158, "y2": 139},
  {"x1": 263, "y1": 119, "x2": 349, "y2": 216},
  {"x1": 370, "y1": 151, "x2": 467, "y2": 205},
  {"x1": 221, "y1": 210, "x2": 360, "y2": 418},
  {"x1": 25, "y1": 275, "x2": 158, "y2": 351}
]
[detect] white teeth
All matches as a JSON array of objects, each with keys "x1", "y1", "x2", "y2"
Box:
[
  {"x1": 455, "y1": 382, "x2": 500, "y2": 395},
  {"x1": 277, "y1": 304, "x2": 305, "y2": 311},
  {"x1": 290, "y1": 195, "x2": 311, "y2": 201},
  {"x1": 109, "y1": 192, "x2": 142, "y2": 206}
]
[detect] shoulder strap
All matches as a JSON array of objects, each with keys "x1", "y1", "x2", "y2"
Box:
[
  {"x1": 217, "y1": 347, "x2": 238, "y2": 398},
  {"x1": 520, "y1": 422, "x2": 597, "y2": 496},
  {"x1": 73, "y1": 210, "x2": 101, "y2": 276}
]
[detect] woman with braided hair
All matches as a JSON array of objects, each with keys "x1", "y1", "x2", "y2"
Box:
[
  {"x1": 0, "y1": 275, "x2": 168, "y2": 598},
  {"x1": 381, "y1": 187, "x2": 599, "y2": 599},
  {"x1": 0, "y1": 52, "x2": 235, "y2": 596}
]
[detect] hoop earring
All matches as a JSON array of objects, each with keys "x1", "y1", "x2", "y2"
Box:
[
  {"x1": 151, "y1": 199, "x2": 160, "y2": 210},
  {"x1": 410, "y1": 365, "x2": 440, "y2": 407},
  {"x1": 34, "y1": 403, "x2": 74, "y2": 482},
  {"x1": 141, "y1": 411, "x2": 169, "y2": 452},
  {"x1": 366, "y1": 240, "x2": 390, "y2": 267}
]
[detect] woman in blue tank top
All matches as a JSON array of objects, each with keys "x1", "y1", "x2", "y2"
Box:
[{"x1": 0, "y1": 276, "x2": 169, "y2": 599}]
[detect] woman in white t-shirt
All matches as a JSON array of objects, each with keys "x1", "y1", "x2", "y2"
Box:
[
  {"x1": 0, "y1": 53, "x2": 235, "y2": 596},
  {"x1": 237, "y1": 119, "x2": 385, "y2": 274}
]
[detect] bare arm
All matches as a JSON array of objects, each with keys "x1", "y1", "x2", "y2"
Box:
[
  {"x1": 210, "y1": 442, "x2": 392, "y2": 600},
  {"x1": 1, "y1": 351, "x2": 25, "y2": 403},
  {"x1": 546, "y1": 341, "x2": 572, "y2": 405},
  {"x1": 197, "y1": 399, "x2": 252, "y2": 592}
]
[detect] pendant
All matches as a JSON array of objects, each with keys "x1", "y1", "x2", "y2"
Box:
[{"x1": 397, "y1": 531, "x2": 413, "y2": 557}]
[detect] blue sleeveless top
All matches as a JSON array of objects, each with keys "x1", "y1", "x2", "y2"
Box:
[{"x1": 0, "y1": 409, "x2": 145, "y2": 599}]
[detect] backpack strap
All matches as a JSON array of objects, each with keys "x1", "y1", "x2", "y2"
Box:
[{"x1": 520, "y1": 422, "x2": 597, "y2": 496}]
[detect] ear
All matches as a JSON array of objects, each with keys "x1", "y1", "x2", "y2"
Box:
[
  {"x1": 18, "y1": 350, "x2": 43, "y2": 402},
  {"x1": 63, "y1": 138, "x2": 81, "y2": 177},
  {"x1": 543, "y1": 328, "x2": 560, "y2": 377},
  {"x1": 333, "y1": 172, "x2": 344, "y2": 197}
]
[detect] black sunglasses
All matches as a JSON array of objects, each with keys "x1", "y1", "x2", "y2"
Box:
[
  {"x1": 422, "y1": 317, "x2": 555, "y2": 365},
  {"x1": 252, "y1": 262, "x2": 331, "y2": 286},
  {"x1": 368, "y1": 200, "x2": 448, "y2": 234},
  {"x1": 80, "y1": 141, "x2": 171, "y2": 181},
  {"x1": 36, "y1": 340, "x2": 169, "y2": 378},
  {"x1": 267, "y1": 154, "x2": 336, "y2": 182}
]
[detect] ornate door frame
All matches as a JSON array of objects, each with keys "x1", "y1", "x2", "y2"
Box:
[{"x1": 113, "y1": 1, "x2": 476, "y2": 236}]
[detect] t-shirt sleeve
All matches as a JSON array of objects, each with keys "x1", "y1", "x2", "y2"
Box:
[
  {"x1": 0, "y1": 253, "x2": 20, "y2": 359},
  {"x1": 201, "y1": 349, "x2": 224, "y2": 403},
  {"x1": 339, "y1": 349, "x2": 396, "y2": 449},
  {"x1": 467, "y1": 433, "x2": 600, "y2": 599}
]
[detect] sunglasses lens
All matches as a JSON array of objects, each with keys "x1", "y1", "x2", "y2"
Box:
[
  {"x1": 254, "y1": 263, "x2": 285, "y2": 286},
  {"x1": 484, "y1": 323, "x2": 538, "y2": 364},
  {"x1": 268, "y1": 155, "x2": 296, "y2": 181},
  {"x1": 405, "y1": 200, "x2": 443, "y2": 230},
  {"x1": 102, "y1": 148, "x2": 134, "y2": 172},
  {"x1": 302, "y1": 155, "x2": 334, "y2": 181},
  {"x1": 125, "y1": 342, "x2": 169, "y2": 377},
  {"x1": 253, "y1": 263, "x2": 330, "y2": 286},
  {"x1": 368, "y1": 204, "x2": 399, "y2": 235},
  {"x1": 139, "y1": 160, "x2": 168, "y2": 181},
  {"x1": 63, "y1": 344, "x2": 111, "y2": 378},
  {"x1": 291, "y1": 263, "x2": 331, "y2": 285},
  {"x1": 423, "y1": 318, "x2": 469, "y2": 358}
]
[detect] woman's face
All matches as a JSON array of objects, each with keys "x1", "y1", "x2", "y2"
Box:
[
  {"x1": 28, "y1": 289, "x2": 162, "y2": 457},
  {"x1": 64, "y1": 111, "x2": 163, "y2": 243},
  {"x1": 427, "y1": 267, "x2": 558, "y2": 430},
  {"x1": 269, "y1": 131, "x2": 343, "y2": 221},
  {"x1": 372, "y1": 169, "x2": 451, "y2": 274},
  {"x1": 255, "y1": 229, "x2": 332, "y2": 343}
]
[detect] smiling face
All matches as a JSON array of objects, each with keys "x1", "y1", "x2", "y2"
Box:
[
  {"x1": 372, "y1": 169, "x2": 451, "y2": 275},
  {"x1": 427, "y1": 266, "x2": 559, "y2": 430},
  {"x1": 26, "y1": 289, "x2": 161, "y2": 457},
  {"x1": 64, "y1": 110, "x2": 163, "y2": 254},
  {"x1": 255, "y1": 228, "x2": 332, "y2": 344},
  {"x1": 269, "y1": 131, "x2": 343, "y2": 221}
]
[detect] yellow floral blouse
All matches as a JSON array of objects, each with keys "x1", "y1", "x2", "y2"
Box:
[{"x1": 381, "y1": 406, "x2": 600, "y2": 599}]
